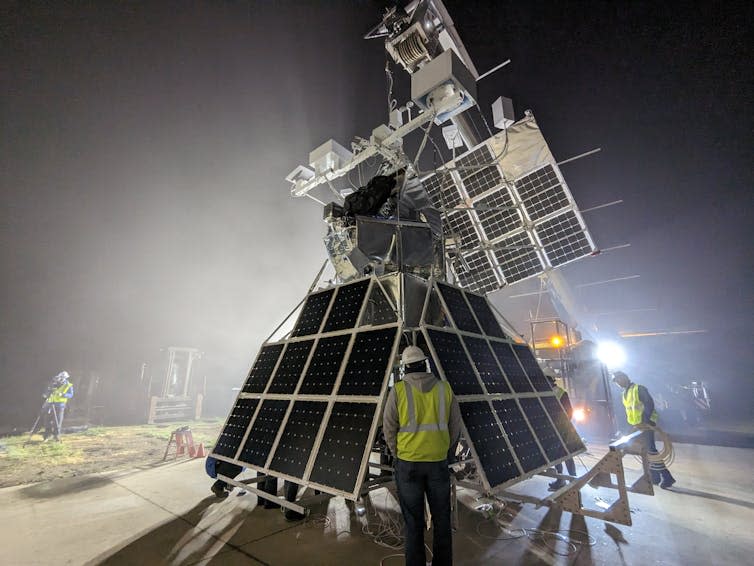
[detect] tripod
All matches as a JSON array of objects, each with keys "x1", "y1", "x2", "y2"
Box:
[{"x1": 25, "y1": 399, "x2": 60, "y2": 445}]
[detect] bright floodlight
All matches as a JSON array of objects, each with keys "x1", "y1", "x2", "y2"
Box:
[
  {"x1": 596, "y1": 341, "x2": 626, "y2": 368},
  {"x1": 572, "y1": 407, "x2": 586, "y2": 422}
]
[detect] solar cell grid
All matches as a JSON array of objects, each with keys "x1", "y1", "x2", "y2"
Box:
[
  {"x1": 444, "y1": 211, "x2": 479, "y2": 250},
  {"x1": 269, "y1": 401, "x2": 327, "y2": 478},
  {"x1": 337, "y1": 327, "x2": 397, "y2": 396},
  {"x1": 476, "y1": 189, "x2": 522, "y2": 241},
  {"x1": 310, "y1": 402, "x2": 377, "y2": 494},
  {"x1": 455, "y1": 250, "x2": 499, "y2": 295},
  {"x1": 298, "y1": 334, "x2": 351, "y2": 395},
  {"x1": 455, "y1": 146, "x2": 493, "y2": 180},
  {"x1": 214, "y1": 398, "x2": 259, "y2": 458},
  {"x1": 514, "y1": 164, "x2": 560, "y2": 201},
  {"x1": 422, "y1": 171, "x2": 461, "y2": 210},
  {"x1": 492, "y1": 399, "x2": 547, "y2": 472},
  {"x1": 361, "y1": 285, "x2": 398, "y2": 326},
  {"x1": 323, "y1": 279, "x2": 370, "y2": 332},
  {"x1": 518, "y1": 397, "x2": 567, "y2": 462},
  {"x1": 489, "y1": 341, "x2": 534, "y2": 392},
  {"x1": 242, "y1": 344, "x2": 284, "y2": 393},
  {"x1": 536, "y1": 211, "x2": 592, "y2": 267},
  {"x1": 462, "y1": 336, "x2": 511, "y2": 394},
  {"x1": 462, "y1": 165, "x2": 503, "y2": 198},
  {"x1": 437, "y1": 282, "x2": 481, "y2": 334},
  {"x1": 292, "y1": 288, "x2": 334, "y2": 337},
  {"x1": 493, "y1": 233, "x2": 543, "y2": 284},
  {"x1": 239, "y1": 399, "x2": 290, "y2": 466},
  {"x1": 523, "y1": 185, "x2": 570, "y2": 221},
  {"x1": 464, "y1": 292, "x2": 506, "y2": 339},
  {"x1": 460, "y1": 401, "x2": 520, "y2": 487},
  {"x1": 513, "y1": 344, "x2": 553, "y2": 392},
  {"x1": 267, "y1": 340, "x2": 314, "y2": 393},
  {"x1": 541, "y1": 396, "x2": 585, "y2": 453},
  {"x1": 426, "y1": 328, "x2": 484, "y2": 395}
]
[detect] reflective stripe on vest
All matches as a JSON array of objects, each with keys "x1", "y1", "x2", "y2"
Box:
[
  {"x1": 47, "y1": 382, "x2": 72, "y2": 404},
  {"x1": 622, "y1": 383, "x2": 657, "y2": 425},
  {"x1": 395, "y1": 379, "x2": 451, "y2": 462},
  {"x1": 554, "y1": 386, "x2": 565, "y2": 400}
]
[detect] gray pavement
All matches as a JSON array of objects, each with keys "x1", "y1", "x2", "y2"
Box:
[{"x1": 2, "y1": 443, "x2": 753, "y2": 565}]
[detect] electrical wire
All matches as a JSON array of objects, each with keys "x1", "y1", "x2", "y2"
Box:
[{"x1": 634, "y1": 423, "x2": 675, "y2": 468}]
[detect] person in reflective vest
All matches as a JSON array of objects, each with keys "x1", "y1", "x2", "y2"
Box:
[
  {"x1": 612, "y1": 371, "x2": 676, "y2": 489},
  {"x1": 43, "y1": 371, "x2": 74, "y2": 441},
  {"x1": 545, "y1": 370, "x2": 577, "y2": 490},
  {"x1": 383, "y1": 345, "x2": 462, "y2": 566}
]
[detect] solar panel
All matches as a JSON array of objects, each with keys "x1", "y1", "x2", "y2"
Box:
[
  {"x1": 512, "y1": 344, "x2": 552, "y2": 392},
  {"x1": 426, "y1": 328, "x2": 484, "y2": 395},
  {"x1": 462, "y1": 336, "x2": 511, "y2": 394},
  {"x1": 323, "y1": 279, "x2": 370, "y2": 332},
  {"x1": 422, "y1": 170, "x2": 461, "y2": 210},
  {"x1": 488, "y1": 341, "x2": 534, "y2": 392},
  {"x1": 462, "y1": 165, "x2": 503, "y2": 199},
  {"x1": 541, "y1": 396, "x2": 585, "y2": 453},
  {"x1": 267, "y1": 339, "x2": 314, "y2": 394},
  {"x1": 214, "y1": 398, "x2": 259, "y2": 458},
  {"x1": 269, "y1": 401, "x2": 327, "y2": 478},
  {"x1": 492, "y1": 399, "x2": 547, "y2": 472},
  {"x1": 242, "y1": 344, "x2": 284, "y2": 393},
  {"x1": 476, "y1": 189, "x2": 522, "y2": 241},
  {"x1": 464, "y1": 291, "x2": 507, "y2": 339},
  {"x1": 420, "y1": 124, "x2": 597, "y2": 293},
  {"x1": 337, "y1": 327, "x2": 399, "y2": 396},
  {"x1": 298, "y1": 334, "x2": 351, "y2": 395},
  {"x1": 360, "y1": 283, "x2": 398, "y2": 326},
  {"x1": 292, "y1": 288, "x2": 334, "y2": 337},
  {"x1": 536, "y1": 210, "x2": 593, "y2": 267},
  {"x1": 493, "y1": 232, "x2": 543, "y2": 284},
  {"x1": 459, "y1": 401, "x2": 520, "y2": 486},
  {"x1": 454, "y1": 250, "x2": 500, "y2": 295},
  {"x1": 436, "y1": 282, "x2": 481, "y2": 334},
  {"x1": 518, "y1": 397, "x2": 567, "y2": 461},
  {"x1": 445, "y1": 210, "x2": 479, "y2": 250},
  {"x1": 309, "y1": 402, "x2": 377, "y2": 494},
  {"x1": 239, "y1": 399, "x2": 290, "y2": 466}
]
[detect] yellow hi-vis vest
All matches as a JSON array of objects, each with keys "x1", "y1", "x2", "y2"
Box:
[
  {"x1": 554, "y1": 386, "x2": 566, "y2": 400},
  {"x1": 47, "y1": 382, "x2": 73, "y2": 404},
  {"x1": 622, "y1": 383, "x2": 658, "y2": 425},
  {"x1": 395, "y1": 379, "x2": 452, "y2": 462}
]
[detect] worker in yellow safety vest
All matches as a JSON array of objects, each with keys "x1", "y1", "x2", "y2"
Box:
[
  {"x1": 383, "y1": 345, "x2": 461, "y2": 566},
  {"x1": 43, "y1": 371, "x2": 74, "y2": 442},
  {"x1": 612, "y1": 371, "x2": 676, "y2": 489}
]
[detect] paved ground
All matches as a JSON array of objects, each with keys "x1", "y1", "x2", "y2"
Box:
[{"x1": 2, "y1": 442, "x2": 753, "y2": 565}]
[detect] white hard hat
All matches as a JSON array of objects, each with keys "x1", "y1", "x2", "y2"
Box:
[
  {"x1": 55, "y1": 371, "x2": 70, "y2": 380},
  {"x1": 401, "y1": 346, "x2": 427, "y2": 365}
]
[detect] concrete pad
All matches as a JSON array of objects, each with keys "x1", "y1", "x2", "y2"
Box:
[{"x1": 1, "y1": 443, "x2": 753, "y2": 565}]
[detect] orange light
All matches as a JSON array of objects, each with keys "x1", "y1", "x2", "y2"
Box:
[
  {"x1": 572, "y1": 407, "x2": 586, "y2": 422},
  {"x1": 550, "y1": 335, "x2": 563, "y2": 348}
]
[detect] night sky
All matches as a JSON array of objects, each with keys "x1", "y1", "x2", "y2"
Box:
[{"x1": 1, "y1": 1, "x2": 752, "y2": 426}]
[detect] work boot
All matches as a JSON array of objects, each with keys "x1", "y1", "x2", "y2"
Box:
[
  {"x1": 650, "y1": 470, "x2": 661, "y2": 485},
  {"x1": 284, "y1": 509, "x2": 305, "y2": 522},
  {"x1": 211, "y1": 481, "x2": 229, "y2": 499},
  {"x1": 659, "y1": 470, "x2": 676, "y2": 490},
  {"x1": 548, "y1": 479, "x2": 566, "y2": 491},
  {"x1": 262, "y1": 498, "x2": 280, "y2": 509}
]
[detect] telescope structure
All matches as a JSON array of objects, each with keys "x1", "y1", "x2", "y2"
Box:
[{"x1": 211, "y1": 0, "x2": 654, "y2": 525}]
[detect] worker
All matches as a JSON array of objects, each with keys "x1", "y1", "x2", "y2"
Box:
[
  {"x1": 43, "y1": 371, "x2": 74, "y2": 442},
  {"x1": 383, "y1": 345, "x2": 462, "y2": 566},
  {"x1": 612, "y1": 371, "x2": 676, "y2": 489},
  {"x1": 545, "y1": 370, "x2": 576, "y2": 490},
  {"x1": 206, "y1": 456, "x2": 243, "y2": 498}
]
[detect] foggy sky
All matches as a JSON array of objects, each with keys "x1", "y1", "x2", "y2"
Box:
[{"x1": 2, "y1": 1, "x2": 752, "y2": 425}]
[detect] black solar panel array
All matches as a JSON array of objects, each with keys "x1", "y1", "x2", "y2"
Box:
[
  {"x1": 419, "y1": 136, "x2": 595, "y2": 293},
  {"x1": 211, "y1": 277, "x2": 400, "y2": 499},
  {"x1": 425, "y1": 281, "x2": 585, "y2": 490}
]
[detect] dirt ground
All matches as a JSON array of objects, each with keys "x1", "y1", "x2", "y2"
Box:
[{"x1": 0, "y1": 419, "x2": 223, "y2": 488}]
